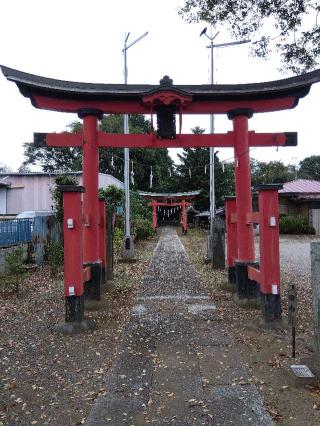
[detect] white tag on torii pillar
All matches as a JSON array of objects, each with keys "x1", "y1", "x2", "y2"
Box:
[{"x1": 269, "y1": 216, "x2": 276, "y2": 227}]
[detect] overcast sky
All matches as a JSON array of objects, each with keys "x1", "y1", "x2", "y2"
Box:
[{"x1": 0, "y1": 0, "x2": 319, "y2": 171}]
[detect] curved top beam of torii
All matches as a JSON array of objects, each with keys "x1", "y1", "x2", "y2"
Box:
[{"x1": 1, "y1": 65, "x2": 320, "y2": 115}]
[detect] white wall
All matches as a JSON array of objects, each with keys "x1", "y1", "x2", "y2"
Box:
[
  {"x1": 6, "y1": 175, "x2": 55, "y2": 214},
  {"x1": 78, "y1": 173, "x2": 124, "y2": 190},
  {"x1": 0, "y1": 188, "x2": 7, "y2": 214},
  {"x1": 4, "y1": 173, "x2": 124, "y2": 215}
]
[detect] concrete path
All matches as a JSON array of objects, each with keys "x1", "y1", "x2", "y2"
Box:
[{"x1": 86, "y1": 228, "x2": 273, "y2": 425}]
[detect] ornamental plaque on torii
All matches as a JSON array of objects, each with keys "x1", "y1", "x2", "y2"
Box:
[{"x1": 2, "y1": 65, "x2": 320, "y2": 325}]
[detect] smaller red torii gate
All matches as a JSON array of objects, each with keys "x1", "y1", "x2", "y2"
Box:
[{"x1": 139, "y1": 191, "x2": 200, "y2": 233}]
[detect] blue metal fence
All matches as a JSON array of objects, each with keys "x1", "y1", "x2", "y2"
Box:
[{"x1": 0, "y1": 219, "x2": 32, "y2": 246}]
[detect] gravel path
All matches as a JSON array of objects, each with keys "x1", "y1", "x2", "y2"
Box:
[
  {"x1": 279, "y1": 236, "x2": 320, "y2": 277},
  {"x1": 86, "y1": 228, "x2": 273, "y2": 425}
]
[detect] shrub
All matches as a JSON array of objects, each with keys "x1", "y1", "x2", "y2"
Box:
[
  {"x1": 113, "y1": 227, "x2": 124, "y2": 254},
  {"x1": 99, "y1": 185, "x2": 124, "y2": 213},
  {"x1": 131, "y1": 191, "x2": 152, "y2": 222},
  {"x1": 2, "y1": 247, "x2": 26, "y2": 293},
  {"x1": 133, "y1": 217, "x2": 155, "y2": 241},
  {"x1": 46, "y1": 240, "x2": 64, "y2": 276},
  {"x1": 279, "y1": 215, "x2": 316, "y2": 235}
]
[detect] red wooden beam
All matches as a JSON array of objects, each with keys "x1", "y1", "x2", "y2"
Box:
[
  {"x1": 46, "y1": 132, "x2": 82, "y2": 147},
  {"x1": 249, "y1": 132, "x2": 285, "y2": 147},
  {"x1": 246, "y1": 212, "x2": 260, "y2": 224},
  {"x1": 40, "y1": 130, "x2": 296, "y2": 149},
  {"x1": 97, "y1": 132, "x2": 235, "y2": 148},
  {"x1": 148, "y1": 202, "x2": 191, "y2": 207},
  {"x1": 248, "y1": 265, "x2": 261, "y2": 283},
  {"x1": 33, "y1": 94, "x2": 297, "y2": 115}
]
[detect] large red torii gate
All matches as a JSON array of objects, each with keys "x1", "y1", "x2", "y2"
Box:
[{"x1": 2, "y1": 66, "x2": 320, "y2": 325}]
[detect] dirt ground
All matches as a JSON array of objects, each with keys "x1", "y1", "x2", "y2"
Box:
[
  {"x1": 0, "y1": 236, "x2": 158, "y2": 426},
  {"x1": 181, "y1": 229, "x2": 320, "y2": 426},
  {"x1": 2, "y1": 229, "x2": 320, "y2": 425}
]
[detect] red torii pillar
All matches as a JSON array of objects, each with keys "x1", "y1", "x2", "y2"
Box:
[
  {"x1": 225, "y1": 196, "x2": 237, "y2": 284},
  {"x1": 181, "y1": 199, "x2": 188, "y2": 234},
  {"x1": 228, "y1": 109, "x2": 258, "y2": 300},
  {"x1": 247, "y1": 185, "x2": 282, "y2": 321},
  {"x1": 78, "y1": 109, "x2": 103, "y2": 300},
  {"x1": 151, "y1": 200, "x2": 158, "y2": 230}
]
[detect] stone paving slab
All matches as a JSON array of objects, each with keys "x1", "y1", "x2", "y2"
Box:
[
  {"x1": 132, "y1": 299, "x2": 219, "y2": 321},
  {"x1": 86, "y1": 228, "x2": 273, "y2": 425},
  {"x1": 204, "y1": 384, "x2": 274, "y2": 426},
  {"x1": 147, "y1": 345, "x2": 206, "y2": 424}
]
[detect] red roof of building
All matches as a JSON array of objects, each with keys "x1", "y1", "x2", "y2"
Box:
[{"x1": 279, "y1": 179, "x2": 320, "y2": 194}]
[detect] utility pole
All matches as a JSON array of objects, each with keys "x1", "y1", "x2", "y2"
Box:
[
  {"x1": 200, "y1": 28, "x2": 250, "y2": 261},
  {"x1": 122, "y1": 31, "x2": 148, "y2": 259}
]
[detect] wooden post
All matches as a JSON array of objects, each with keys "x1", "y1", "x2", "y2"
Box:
[
  {"x1": 98, "y1": 198, "x2": 107, "y2": 286},
  {"x1": 311, "y1": 242, "x2": 320, "y2": 362},
  {"x1": 106, "y1": 206, "x2": 114, "y2": 283},
  {"x1": 212, "y1": 216, "x2": 225, "y2": 270}
]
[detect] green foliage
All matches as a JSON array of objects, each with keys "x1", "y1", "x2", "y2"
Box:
[
  {"x1": 2, "y1": 247, "x2": 26, "y2": 293},
  {"x1": 298, "y1": 155, "x2": 320, "y2": 180},
  {"x1": 99, "y1": 185, "x2": 124, "y2": 212},
  {"x1": 130, "y1": 191, "x2": 154, "y2": 240},
  {"x1": 22, "y1": 121, "x2": 83, "y2": 172},
  {"x1": 133, "y1": 218, "x2": 155, "y2": 241},
  {"x1": 52, "y1": 175, "x2": 78, "y2": 223},
  {"x1": 279, "y1": 215, "x2": 316, "y2": 234},
  {"x1": 130, "y1": 191, "x2": 152, "y2": 222},
  {"x1": 109, "y1": 190, "x2": 154, "y2": 242},
  {"x1": 176, "y1": 147, "x2": 235, "y2": 210},
  {"x1": 46, "y1": 240, "x2": 64, "y2": 276},
  {"x1": 22, "y1": 143, "x2": 82, "y2": 173},
  {"x1": 179, "y1": 0, "x2": 320, "y2": 73},
  {"x1": 251, "y1": 160, "x2": 295, "y2": 187},
  {"x1": 0, "y1": 163, "x2": 12, "y2": 173},
  {"x1": 113, "y1": 227, "x2": 124, "y2": 254}
]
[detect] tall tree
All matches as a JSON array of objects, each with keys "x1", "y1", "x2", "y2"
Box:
[
  {"x1": 179, "y1": 0, "x2": 320, "y2": 73},
  {"x1": 298, "y1": 155, "x2": 320, "y2": 180},
  {"x1": 176, "y1": 147, "x2": 234, "y2": 211},
  {"x1": 22, "y1": 121, "x2": 82, "y2": 173},
  {"x1": 0, "y1": 163, "x2": 12, "y2": 173},
  {"x1": 251, "y1": 159, "x2": 295, "y2": 186}
]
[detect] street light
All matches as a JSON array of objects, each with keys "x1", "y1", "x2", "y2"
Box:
[
  {"x1": 200, "y1": 28, "x2": 250, "y2": 261},
  {"x1": 122, "y1": 31, "x2": 148, "y2": 258}
]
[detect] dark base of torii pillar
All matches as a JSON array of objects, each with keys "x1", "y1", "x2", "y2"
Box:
[
  {"x1": 235, "y1": 261, "x2": 259, "y2": 300},
  {"x1": 84, "y1": 261, "x2": 102, "y2": 301},
  {"x1": 57, "y1": 295, "x2": 96, "y2": 334},
  {"x1": 260, "y1": 293, "x2": 282, "y2": 322}
]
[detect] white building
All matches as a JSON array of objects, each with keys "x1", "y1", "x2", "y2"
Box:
[{"x1": 0, "y1": 172, "x2": 124, "y2": 216}]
